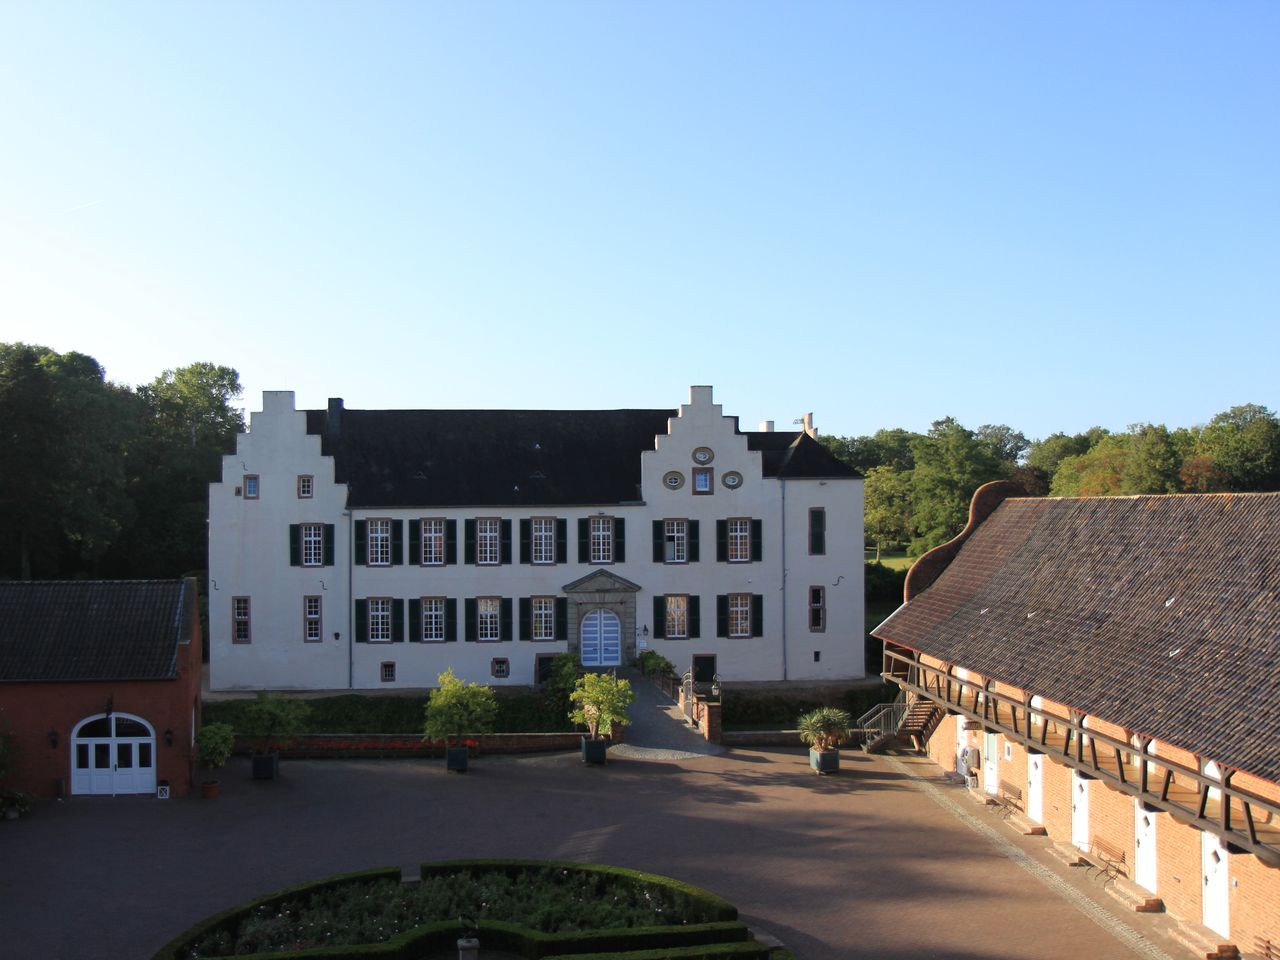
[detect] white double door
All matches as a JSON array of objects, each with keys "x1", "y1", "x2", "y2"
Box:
[
  {"x1": 580, "y1": 609, "x2": 621, "y2": 667},
  {"x1": 71, "y1": 713, "x2": 157, "y2": 796}
]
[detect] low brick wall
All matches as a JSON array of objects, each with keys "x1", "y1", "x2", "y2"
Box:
[
  {"x1": 233, "y1": 730, "x2": 618, "y2": 759},
  {"x1": 720, "y1": 729, "x2": 805, "y2": 748}
]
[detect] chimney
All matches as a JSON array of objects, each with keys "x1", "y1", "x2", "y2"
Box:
[
  {"x1": 758, "y1": 420, "x2": 775, "y2": 432},
  {"x1": 802, "y1": 412, "x2": 815, "y2": 437},
  {"x1": 326, "y1": 398, "x2": 344, "y2": 441}
]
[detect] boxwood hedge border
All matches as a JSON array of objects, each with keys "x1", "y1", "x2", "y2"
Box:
[{"x1": 153, "y1": 859, "x2": 751, "y2": 960}]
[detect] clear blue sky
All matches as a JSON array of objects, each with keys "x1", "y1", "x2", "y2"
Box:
[{"x1": 2, "y1": 2, "x2": 1277, "y2": 441}]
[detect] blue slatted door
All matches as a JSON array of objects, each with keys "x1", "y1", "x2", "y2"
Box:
[{"x1": 580, "y1": 610, "x2": 621, "y2": 667}]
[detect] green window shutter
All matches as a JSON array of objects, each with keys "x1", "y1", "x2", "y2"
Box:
[
  {"x1": 408, "y1": 520, "x2": 421, "y2": 565},
  {"x1": 519, "y1": 597, "x2": 531, "y2": 640},
  {"x1": 446, "y1": 520, "x2": 458, "y2": 565},
  {"x1": 751, "y1": 519, "x2": 763, "y2": 562},
  {"x1": 688, "y1": 520, "x2": 700, "y2": 563},
  {"x1": 652, "y1": 596, "x2": 666, "y2": 638},
  {"x1": 500, "y1": 598, "x2": 513, "y2": 642},
  {"x1": 716, "y1": 520, "x2": 728, "y2": 562},
  {"x1": 464, "y1": 598, "x2": 477, "y2": 641},
  {"x1": 289, "y1": 524, "x2": 301, "y2": 566},
  {"x1": 323, "y1": 524, "x2": 335, "y2": 566},
  {"x1": 392, "y1": 520, "x2": 405, "y2": 566},
  {"x1": 652, "y1": 520, "x2": 663, "y2": 562},
  {"x1": 751, "y1": 594, "x2": 764, "y2": 637},
  {"x1": 464, "y1": 519, "x2": 476, "y2": 565},
  {"x1": 445, "y1": 598, "x2": 458, "y2": 642},
  {"x1": 689, "y1": 595, "x2": 701, "y2": 639},
  {"x1": 810, "y1": 508, "x2": 826, "y2": 555},
  {"x1": 716, "y1": 595, "x2": 728, "y2": 638},
  {"x1": 519, "y1": 519, "x2": 531, "y2": 564},
  {"x1": 409, "y1": 598, "x2": 422, "y2": 642},
  {"x1": 392, "y1": 599, "x2": 405, "y2": 641},
  {"x1": 555, "y1": 519, "x2": 568, "y2": 564},
  {"x1": 500, "y1": 519, "x2": 513, "y2": 565},
  {"x1": 555, "y1": 597, "x2": 568, "y2": 641},
  {"x1": 355, "y1": 599, "x2": 368, "y2": 642},
  {"x1": 354, "y1": 520, "x2": 367, "y2": 565},
  {"x1": 614, "y1": 518, "x2": 625, "y2": 562},
  {"x1": 577, "y1": 518, "x2": 589, "y2": 562}
]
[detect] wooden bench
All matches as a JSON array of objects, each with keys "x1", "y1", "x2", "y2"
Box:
[
  {"x1": 1085, "y1": 838, "x2": 1127, "y2": 882},
  {"x1": 992, "y1": 779, "x2": 1023, "y2": 818}
]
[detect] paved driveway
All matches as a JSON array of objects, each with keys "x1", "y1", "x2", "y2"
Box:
[{"x1": 0, "y1": 742, "x2": 1194, "y2": 960}]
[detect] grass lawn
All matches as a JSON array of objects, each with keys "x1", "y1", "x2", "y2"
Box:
[{"x1": 865, "y1": 547, "x2": 915, "y2": 571}]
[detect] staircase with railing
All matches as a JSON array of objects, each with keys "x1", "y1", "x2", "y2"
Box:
[{"x1": 858, "y1": 690, "x2": 944, "y2": 754}]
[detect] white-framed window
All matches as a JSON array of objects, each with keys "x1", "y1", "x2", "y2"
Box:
[
  {"x1": 368, "y1": 598, "x2": 392, "y2": 642},
  {"x1": 380, "y1": 661, "x2": 396, "y2": 683},
  {"x1": 531, "y1": 518, "x2": 556, "y2": 564},
  {"x1": 232, "y1": 596, "x2": 251, "y2": 643},
  {"x1": 532, "y1": 596, "x2": 555, "y2": 641},
  {"x1": 728, "y1": 518, "x2": 751, "y2": 562},
  {"x1": 664, "y1": 519, "x2": 687, "y2": 563},
  {"x1": 243, "y1": 475, "x2": 260, "y2": 499},
  {"x1": 301, "y1": 523, "x2": 325, "y2": 567},
  {"x1": 367, "y1": 519, "x2": 392, "y2": 566},
  {"x1": 809, "y1": 585, "x2": 826, "y2": 632},
  {"x1": 478, "y1": 597, "x2": 501, "y2": 641},
  {"x1": 477, "y1": 518, "x2": 501, "y2": 565},
  {"x1": 491, "y1": 658, "x2": 510, "y2": 679},
  {"x1": 665, "y1": 594, "x2": 688, "y2": 639},
  {"x1": 421, "y1": 597, "x2": 446, "y2": 642},
  {"x1": 297, "y1": 475, "x2": 313, "y2": 498},
  {"x1": 304, "y1": 595, "x2": 322, "y2": 642},
  {"x1": 421, "y1": 518, "x2": 445, "y2": 566},
  {"x1": 728, "y1": 593, "x2": 751, "y2": 638},
  {"x1": 590, "y1": 517, "x2": 613, "y2": 564},
  {"x1": 692, "y1": 467, "x2": 713, "y2": 494}
]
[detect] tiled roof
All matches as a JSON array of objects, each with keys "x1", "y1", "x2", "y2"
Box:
[
  {"x1": 305, "y1": 404, "x2": 856, "y2": 508},
  {"x1": 0, "y1": 580, "x2": 193, "y2": 682},
  {"x1": 873, "y1": 493, "x2": 1280, "y2": 783}
]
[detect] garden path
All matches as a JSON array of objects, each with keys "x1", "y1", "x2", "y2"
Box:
[{"x1": 610, "y1": 667, "x2": 725, "y2": 760}]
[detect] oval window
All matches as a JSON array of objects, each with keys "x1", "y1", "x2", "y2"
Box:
[
  {"x1": 692, "y1": 447, "x2": 714, "y2": 464},
  {"x1": 722, "y1": 471, "x2": 743, "y2": 490},
  {"x1": 663, "y1": 471, "x2": 684, "y2": 490}
]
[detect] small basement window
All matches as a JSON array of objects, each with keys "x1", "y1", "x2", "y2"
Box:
[
  {"x1": 491, "y1": 658, "x2": 510, "y2": 679},
  {"x1": 380, "y1": 661, "x2": 396, "y2": 683}
]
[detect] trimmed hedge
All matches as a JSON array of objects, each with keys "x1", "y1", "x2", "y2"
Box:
[{"x1": 544, "y1": 943, "x2": 770, "y2": 960}]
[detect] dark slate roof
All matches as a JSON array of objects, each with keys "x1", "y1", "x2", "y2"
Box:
[
  {"x1": 305, "y1": 402, "x2": 857, "y2": 508},
  {"x1": 873, "y1": 493, "x2": 1280, "y2": 783},
  {"x1": 0, "y1": 580, "x2": 193, "y2": 682}
]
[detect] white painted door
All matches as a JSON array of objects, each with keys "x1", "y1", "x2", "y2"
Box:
[
  {"x1": 580, "y1": 610, "x2": 621, "y2": 667},
  {"x1": 71, "y1": 714, "x2": 157, "y2": 796},
  {"x1": 1201, "y1": 831, "x2": 1230, "y2": 937},
  {"x1": 1071, "y1": 769, "x2": 1091, "y2": 851},
  {"x1": 954, "y1": 714, "x2": 968, "y2": 775},
  {"x1": 1134, "y1": 801, "x2": 1158, "y2": 893},
  {"x1": 1027, "y1": 753, "x2": 1044, "y2": 824},
  {"x1": 983, "y1": 732, "x2": 999, "y2": 795}
]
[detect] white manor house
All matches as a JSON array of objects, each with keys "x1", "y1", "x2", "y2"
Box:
[{"x1": 208, "y1": 386, "x2": 865, "y2": 690}]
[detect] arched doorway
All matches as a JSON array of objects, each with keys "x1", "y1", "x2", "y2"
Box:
[
  {"x1": 71, "y1": 713, "x2": 157, "y2": 796},
  {"x1": 580, "y1": 609, "x2": 621, "y2": 667}
]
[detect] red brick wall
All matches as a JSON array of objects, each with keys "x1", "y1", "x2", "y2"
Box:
[
  {"x1": 1229, "y1": 851, "x2": 1280, "y2": 955},
  {"x1": 1042, "y1": 754, "x2": 1074, "y2": 841},
  {"x1": 1089, "y1": 776, "x2": 1135, "y2": 863},
  {"x1": 1155, "y1": 813, "x2": 1204, "y2": 926}
]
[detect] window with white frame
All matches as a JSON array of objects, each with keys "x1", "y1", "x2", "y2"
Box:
[
  {"x1": 477, "y1": 518, "x2": 501, "y2": 565},
  {"x1": 421, "y1": 518, "x2": 445, "y2": 565},
  {"x1": 243, "y1": 475, "x2": 260, "y2": 499},
  {"x1": 380, "y1": 661, "x2": 396, "y2": 683},
  {"x1": 665, "y1": 595, "x2": 688, "y2": 639},
  {"x1": 692, "y1": 467, "x2": 713, "y2": 494},
  {"x1": 233, "y1": 597, "x2": 251, "y2": 643},
  {"x1": 491, "y1": 658, "x2": 510, "y2": 679},
  {"x1": 728, "y1": 593, "x2": 751, "y2": 638},
  {"x1": 297, "y1": 475, "x2": 313, "y2": 498},
  {"x1": 531, "y1": 518, "x2": 556, "y2": 564},
  {"x1": 664, "y1": 519, "x2": 687, "y2": 563},
  {"x1": 301, "y1": 523, "x2": 325, "y2": 567},
  {"x1": 727, "y1": 518, "x2": 751, "y2": 562},
  {"x1": 809, "y1": 586, "x2": 826, "y2": 632},
  {"x1": 368, "y1": 598, "x2": 392, "y2": 642},
  {"x1": 304, "y1": 595, "x2": 322, "y2": 642},
  {"x1": 590, "y1": 517, "x2": 613, "y2": 564},
  {"x1": 367, "y1": 519, "x2": 392, "y2": 566},
  {"x1": 478, "y1": 597, "x2": 501, "y2": 641},
  {"x1": 532, "y1": 597, "x2": 555, "y2": 641},
  {"x1": 421, "y1": 597, "x2": 446, "y2": 641}
]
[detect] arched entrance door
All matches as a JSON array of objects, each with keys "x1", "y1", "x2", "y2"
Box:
[
  {"x1": 580, "y1": 609, "x2": 621, "y2": 667},
  {"x1": 71, "y1": 713, "x2": 157, "y2": 796}
]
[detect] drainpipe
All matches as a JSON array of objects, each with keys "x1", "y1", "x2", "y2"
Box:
[
  {"x1": 346, "y1": 510, "x2": 354, "y2": 690},
  {"x1": 780, "y1": 478, "x2": 788, "y2": 681}
]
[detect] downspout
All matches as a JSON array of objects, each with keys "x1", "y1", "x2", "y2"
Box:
[
  {"x1": 346, "y1": 510, "x2": 354, "y2": 689},
  {"x1": 780, "y1": 478, "x2": 788, "y2": 680}
]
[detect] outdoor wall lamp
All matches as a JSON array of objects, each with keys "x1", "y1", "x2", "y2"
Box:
[
  {"x1": 47, "y1": 729, "x2": 58, "y2": 749},
  {"x1": 334, "y1": 631, "x2": 341, "y2": 642},
  {"x1": 164, "y1": 728, "x2": 174, "y2": 747},
  {"x1": 642, "y1": 625, "x2": 649, "y2": 637}
]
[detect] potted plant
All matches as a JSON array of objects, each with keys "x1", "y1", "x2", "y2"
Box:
[
  {"x1": 194, "y1": 722, "x2": 235, "y2": 799},
  {"x1": 240, "y1": 692, "x2": 311, "y2": 780},
  {"x1": 569, "y1": 672, "x2": 634, "y2": 765},
  {"x1": 423, "y1": 669, "x2": 497, "y2": 773},
  {"x1": 798, "y1": 706, "x2": 853, "y2": 774}
]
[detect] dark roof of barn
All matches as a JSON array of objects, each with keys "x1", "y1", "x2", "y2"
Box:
[
  {"x1": 0, "y1": 580, "x2": 193, "y2": 683},
  {"x1": 304, "y1": 404, "x2": 857, "y2": 507},
  {"x1": 873, "y1": 493, "x2": 1280, "y2": 783}
]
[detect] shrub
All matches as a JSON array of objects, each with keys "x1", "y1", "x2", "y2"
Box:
[
  {"x1": 239, "y1": 692, "x2": 312, "y2": 753},
  {"x1": 797, "y1": 707, "x2": 853, "y2": 752},
  {"x1": 569, "y1": 673, "x2": 635, "y2": 739},
  {"x1": 637, "y1": 651, "x2": 675, "y2": 679},
  {"x1": 865, "y1": 561, "x2": 907, "y2": 604},
  {"x1": 423, "y1": 669, "x2": 497, "y2": 745},
  {"x1": 541, "y1": 653, "x2": 583, "y2": 728},
  {"x1": 195, "y1": 723, "x2": 235, "y2": 774}
]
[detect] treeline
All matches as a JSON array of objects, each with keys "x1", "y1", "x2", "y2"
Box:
[
  {"x1": 822, "y1": 405, "x2": 1280, "y2": 558},
  {"x1": 0, "y1": 343, "x2": 243, "y2": 580}
]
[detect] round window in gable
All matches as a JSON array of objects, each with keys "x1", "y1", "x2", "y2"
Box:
[
  {"x1": 722, "y1": 470, "x2": 743, "y2": 490},
  {"x1": 663, "y1": 471, "x2": 685, "y2": 490},
  {"x1": 692, "y1": 447, "x2": 715, "y2": 465}
]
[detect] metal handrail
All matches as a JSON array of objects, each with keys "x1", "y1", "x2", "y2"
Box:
[{"x1": 858, "y1": 689, "x2": 908, "y2": 742}]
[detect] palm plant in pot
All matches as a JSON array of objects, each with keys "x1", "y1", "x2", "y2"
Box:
[
  {"x1": 569, "y1": 672, "x2": 634, "y2": 765},
  {"x1": 423, "y1": 669, "x2": 497, "y2": 773},
  {"x1": 798, "y1": 706, "x2": 853, "y2": 774},
  {"x1": 240, "y1": 692, "x2": 310, "y2": 780},
  {"x1": 194, "y1": 722, "x2": 235, "y2": 799}
]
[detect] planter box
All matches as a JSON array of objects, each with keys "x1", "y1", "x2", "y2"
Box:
[
  {"x1": 581, "y1": 736, "x2": 608, "y2": 765},
  {"x1": 251, "y1": 752, "x2": 280, "y2": 780},
  {"x1": 810, "y1": 748, "x2": 840, "y2": 774},
  {"x1": 445, "y1": 746, "x2": 470, "y2": 773}
]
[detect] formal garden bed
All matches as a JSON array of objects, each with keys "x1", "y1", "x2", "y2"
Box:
[{"x1": 155, "y1": 860, "x2": 779, "y2": 960}]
